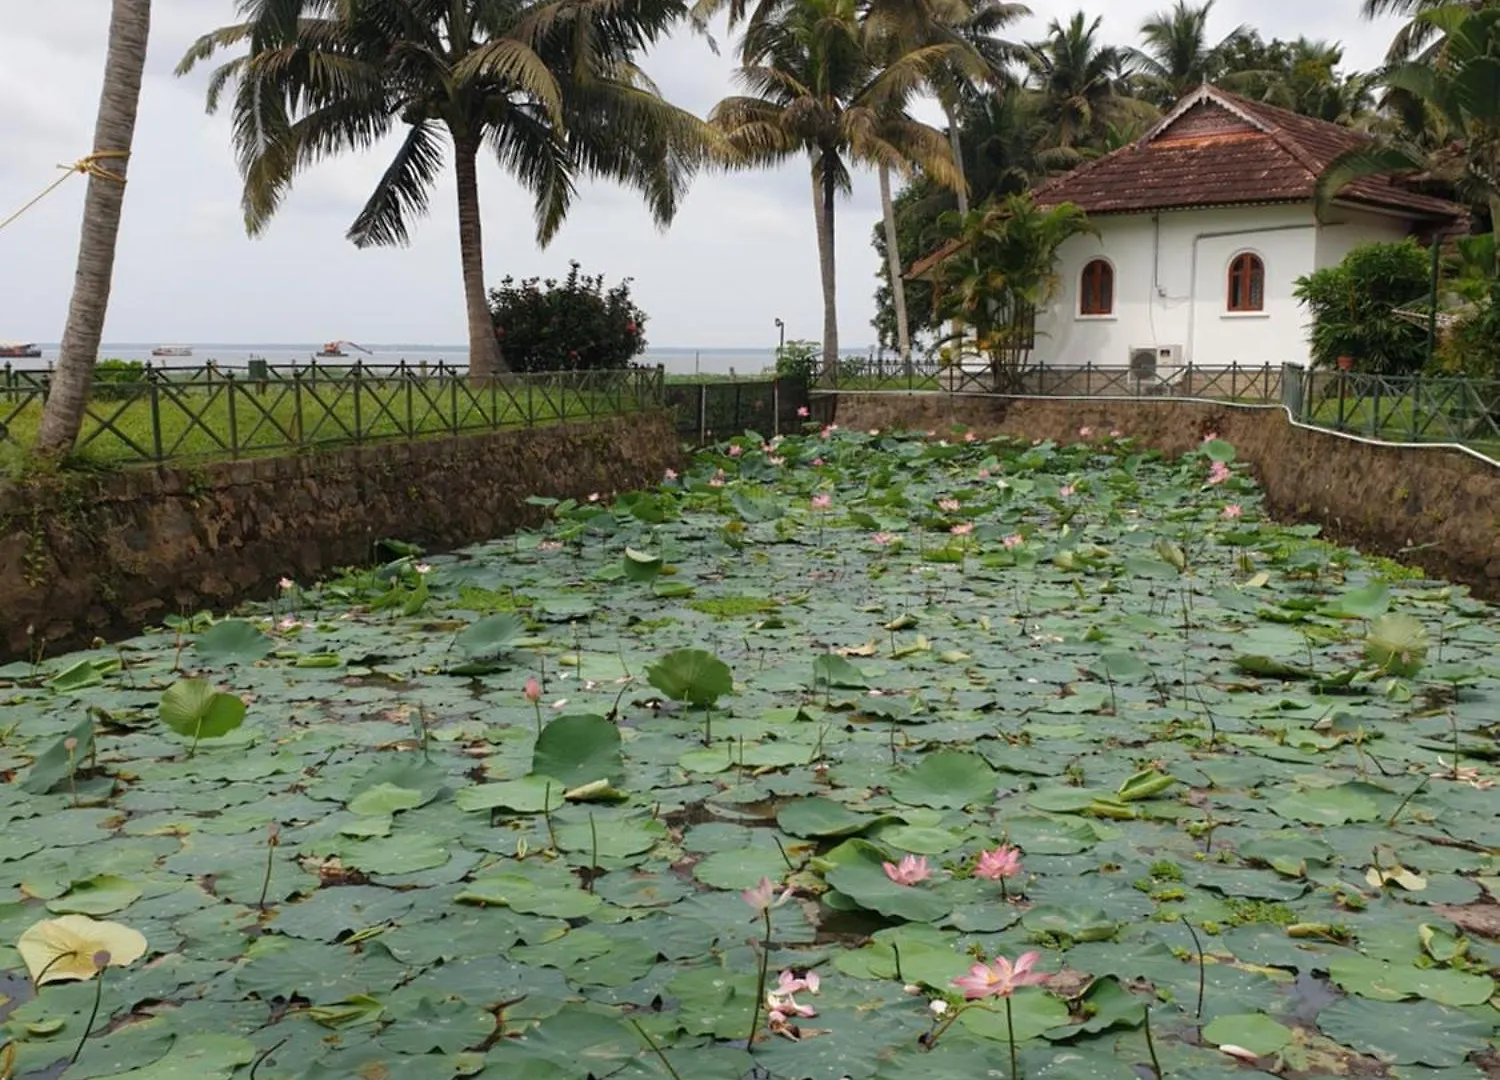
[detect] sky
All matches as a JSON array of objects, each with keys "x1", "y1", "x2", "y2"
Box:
[{"x1": 0, "y1": 2, "x2": 1404, "y2": 351}]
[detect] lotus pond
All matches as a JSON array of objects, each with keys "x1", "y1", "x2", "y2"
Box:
[{"x1": 2, "y1": 426, "x2": 1499, "y2": 1080}]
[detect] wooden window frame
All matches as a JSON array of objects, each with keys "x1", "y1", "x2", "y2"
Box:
[
  {"x1": 1079, "y1": 258, "x2": 1114, "y2": 316},
  {"x1": 1227, "y1": 252, "x2": 1265, "y2": 312}
]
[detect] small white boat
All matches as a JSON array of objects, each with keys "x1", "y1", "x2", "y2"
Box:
[{"x1": 151, "y1": 345, "x2": 193, "y2": 358}]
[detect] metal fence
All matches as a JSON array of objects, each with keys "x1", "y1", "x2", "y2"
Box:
[
  {"x1": 815, "y1": 358, "x2": 1286, "y2": 401},
  {"x1": 666, "y1": 376, "x2": 812, "y2": 443},
  {"x1": 1292, "y1": 368, "x2": 1500, "y2": 449},
  {"x1": 0, "y1": 361, "x2": 665, "y2": 465}
]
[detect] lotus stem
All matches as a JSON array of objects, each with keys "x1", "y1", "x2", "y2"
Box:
[
  {"x1": 258, "y1": 823, "x2": 280, "y2": 910},
  {"x1": 1143, "y1": 1004, "x2": 1163, "y2": 1079},
  {"x1": 71, "y1": 953, "x2": 110, "y2": 1064},
  {"x1": 586, "y1": 812, "x2": 599, "y2": 893},
  {"x1": 542, "y1": 783, "x2": 559, "y2": 851},
  {"x1": 747, "y1": 907, "x2": 771, "y2": 1047},
  {"x1": 629, "y1": 1018, "x2": 684, "y2": 1080},
  {"x1": 1006, "y1": 995, "x2": 1019, "y2": 1080},
  {"x1": 249, "y1": 1037, "x2": 287, "y2": 1080}
]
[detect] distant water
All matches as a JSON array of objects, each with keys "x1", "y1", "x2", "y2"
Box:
[{"x1": 1, "y1": 344, "x2": 825, "y2": 378}]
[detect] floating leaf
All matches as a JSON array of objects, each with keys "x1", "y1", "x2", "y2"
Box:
[
  {"x1": 532, "y1": 714, "x2": 624, "y2": 789},
  {"x1": 889, "y1": 751, "x2": 997, "y2": 809},
  {"x1": 159, "y1": 679, "x2": 247, "y2": 748},
  {"x1": 46, "y1": 875, "x2": 141, "y2": 916},
  {"x1": 17, "y1": 915, "x2": 148, "y2": 984},
  {"x1": 193, "y1": 620, "x2": 273, "y2": 665},
  {"x1": 646, "y1": 649, "x2": 733, "y2": 706},
  {"x1": 1201, "y1": 1013, "x2": 1292, "y2": 1057},
  {"x1": 1317, "y1": 997, "x2": 1492, "y2": 1066}
]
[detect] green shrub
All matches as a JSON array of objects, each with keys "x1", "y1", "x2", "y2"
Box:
[
  {"x1": 488, "y1": 262, "x2": 647, "y2": 372},
  {"x1": 1294, "y1": 241, "x2": 1431, "y2": 374},
  {"x1": 775, "y1": 340, "x2": 819, "y2": 381},
  {"x1": 91, "y1": 359, "x2": 149, "y2": 402}
]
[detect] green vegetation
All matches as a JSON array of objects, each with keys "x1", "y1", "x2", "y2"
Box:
[
  {"x1": 1294, "y1": 241, "x2": 1434, "y2": 375},
  {"x1": 489, "y1": 263, "x2": 650, "y2": 372},
  {"x1": 0, "y1": 368, "x2": 662, "y2": 468},
  {"x1": 3, "y1": 427, "x2": 1498, "y2": 1077}
]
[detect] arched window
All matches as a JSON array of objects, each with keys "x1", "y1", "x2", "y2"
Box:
[
  {"x1": 1080, "y1": 259, "x2": 1113, "y2": 316},
  {"x1": 1227, "y1": 252, "x2": 1265, "y2": 312}
]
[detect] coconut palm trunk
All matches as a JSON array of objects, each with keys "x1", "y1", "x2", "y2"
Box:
[
  {"x1": 36, "y1": 0, "x2": 152, "y2": 454},
  {"x1": 813, "y1": 158, "x2": 840, "y2": 379},
  {"x1": 878, "y1": 162, "x2": 912, "y2": 370},
  {"x1": 453, "y1": 136, "x2": 507, "y2": 380},
  {"x1": 945, "y1": 101, "x2": 970, "y2": 216}
]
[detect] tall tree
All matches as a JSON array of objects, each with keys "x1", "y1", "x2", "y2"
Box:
[
  {"x1": 1131, "y1": 0, "x2": 1249, "y2": 107},
  {"x1": 1026, "y1": 12, "x2": 1135, "y2": 150},
  {"x1": 179, "y1": 0, "x2": 708, "y2": 380},
  {"x1": 1318, "y1": 7, "x2": 1500, "y2": 234},
  {"x1": 36, "y1": 0, "x2": 152, "y2": 454},
  {"x1": 711, "y1": 0, "x2": 959, "y2": 374},
  {"x1": 1362, "y1": 0, "x2": 1495, "y2": 62}
]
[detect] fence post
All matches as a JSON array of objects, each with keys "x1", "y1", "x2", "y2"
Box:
[
  {"x1": 1336, "y1": 372, "x2": 1347, "y2": 430},
  {"x1": 698, "y1": 384, "x2": 707, "y2": 444},
  {"x1": 227, "y1": 372, "x2": 239, "y2": 458},
  {"x1": 1371, "y1": 378, "x2": 1381, "y2": 437},
  {"x1": 450, "y1": 371, "x2": 460, "y2": 434},
  {"x1": 352, "y1": 361, "x2": 364, "y2": 443},
  {"x1": 293, "y1": 368, "x2": 306, "y2": 447},
  {"x1": 148, "y1": 368, "x2": 164, "y2": 462},
  {"x1": 773, "y1": 378, "x2": 781, "y2": 437}
]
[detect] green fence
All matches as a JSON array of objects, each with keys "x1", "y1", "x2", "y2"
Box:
[
  {"x1": 814, "y1": 358, "x2": 1285, "y2": 401},
  {"x1": 666, "y1": 376, "x2": 811, "y2": 443},
  {"x1": 0, "y1": 361, "x2": 665, "y2": 465},
  {"x1": 1293, "y1": 369, "x2": 1500, "y2": 454}
]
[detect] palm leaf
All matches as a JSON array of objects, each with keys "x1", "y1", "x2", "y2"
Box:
[
  {"x1": 347, "y1": 120, "x2": 446, "y2": 248},
  {"x1": 1314, "y1": 142, "x2": 1430, "y2": 219}
]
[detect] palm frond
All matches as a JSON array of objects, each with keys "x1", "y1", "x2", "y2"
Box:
[
  {"x1": 346, "y1": 120, "x2": 446, "y2": 247},
  {"x1": 1314, "y1": 142, "x2": 1430, "y2": 218},
  {"x1": 454, "y1": 38, "x2": 564, "y2": 126}
]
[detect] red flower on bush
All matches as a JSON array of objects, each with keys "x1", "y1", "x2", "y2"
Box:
[{"x1": 487, "y1": 261, "x2": 647, "y2": 373}]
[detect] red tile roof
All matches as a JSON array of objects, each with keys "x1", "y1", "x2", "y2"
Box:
[{"x1": 1030, "y1": 85, "x2": 1464, "y2": 220}]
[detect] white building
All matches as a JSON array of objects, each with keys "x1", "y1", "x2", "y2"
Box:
[{"x1": 915, "y1": 86, "x2": 1464, "y2": 378}]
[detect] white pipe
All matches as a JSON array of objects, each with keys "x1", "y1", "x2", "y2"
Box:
[
  {"x1": 825, "y1": 387, "x2": 1500, "y2": 469},
  {"x1": 1185, "y1": 223, "x2": 1316, "y2": 363}
]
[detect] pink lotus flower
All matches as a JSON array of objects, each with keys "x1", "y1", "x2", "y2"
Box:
[
  {"x1": 1078, "y1": 426, "x2": 1093, "y2": 438},
  {"x1": 728, "y1": 444, "x2": 744, "y2": 457},
  {"x1": 414, "y1": 563, "x2": 432, "y2": 575},
  {"x1": 964, "y1": 432, "x2": 977, "y2": 443},
  {"x1": 882, "y1": 855, "x2": 931, "y2": 886},
  {"x1": 872, "y1": 532, "x2": 896, "y2": 546},
  {"x1": 278, "y1": 577, "x2": 294, "y2": 591},
  {"x1": 741, "y1": 877, "x2": 794, "y2": 911},
  {"x1": 821, "y1": 426, "x2": 833, "y2": 439},
  {"x1": 812, "y1": 457, "x2": 825, "y2": 467},
  {"x1": 588, "y1": 492, "x2": 600, "y2": 502},
  {"x1": 524, "y1": 677, "x2": 542, "y2": 704},
  {"x1": 1003, "y1": 534, "x2": 1024, "y2": 549},
  {"x1": 664, "y1": 467, "x2": 678, "y2": 481},
  {"x1": 938, "y1": 498, "x2": 961, "y2": 513},
  {"x1": 951, "y1": 522, "x2": 974, "y2": 536},
  {"x1": 1207, "y1": 461, "x2": 1232, "y2": 486},
  {"x1": 973, "y1": 845, "x2": 1022, "y2": 881},
  {"x1": 710, "y1": 471, "x2": 726, "y2": 488},
  {"x1": 978, "y1": 468, "x2": 990, "y2": 479},
  {"x1": 277, "y1": 617, "x2": 301, "y2": 632},
  {"x1": 1110, "y1": 429, "x2": 1124, "y2": 438},
  {"x1": 797, "y1": 406, "x2": 810, "y2": 418},
  {"x1": 538, "y1": 540, "x2": 563, "y2": 552},
  {"x1": 868, "y1": 428, "x2": 881, "y2": 436},
  {"x1": 926, "y1": 430, "x2": 937, "y2": 438},
  {"x1": 768, "y1": 455, "x2": 786, "y2": 466},
  {"x1": 1203, "y1": 431, "x2": 1219, "y2": 443},
  {"x1": 811, "y1": 494, "x2": 832, "y2": 510},
  {"x1": 1222, "y1": 503, "x2": 1243, "y2": 519},
  {"x1": 1059, "y1": 484, "x2": 1075, "y2": 498},
  {"x1": 951, "y1": 952, "x2": 1048, "y2": 1000},
  {"x1": 777, "y1": 970, "x2": 820, "y2": 996}
]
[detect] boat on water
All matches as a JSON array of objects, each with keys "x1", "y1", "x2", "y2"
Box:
[
  {"x1": 317, "y1": 340, "x2": 373, "y2": 359},
  {"x1": 151, "y1": 345, "x2": 193, "y2": 358},
  {"x1": 0, "y1": 343, "x2": 42, "y2": 359}
]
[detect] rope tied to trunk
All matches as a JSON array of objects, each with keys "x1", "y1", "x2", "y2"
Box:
[{"x1": 0, "y1": 150, "x2": 131, "y2": 234}]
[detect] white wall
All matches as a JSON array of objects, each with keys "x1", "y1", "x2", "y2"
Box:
[
  {"x1": 1033, "y1": 203, "x2": 1412, "y2": 369},
  {"x1": 1314, "y1": 206, "x2": 1413, "y2": 271}
]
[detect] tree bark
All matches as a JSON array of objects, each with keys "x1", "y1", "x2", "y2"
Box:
[
  {"x1": 453, "y1": 135, "x2": 507, "y2": 380},
  {"x1": 36, "y1": 0, "x2": 152, "y2": 454},
  {"x1": 813, "y1": 154, "x2": 839, "y2": 379},
  {"x1": 878, "y1": 162, "x2": 911, "y2": 371},
  {"x1": 945, "y1": 101, "x2": 969, "y2": 217}
]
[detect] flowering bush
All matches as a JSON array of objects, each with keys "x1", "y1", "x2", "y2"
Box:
[{"x1": 488, "y1": 262, "x2": 647, "y2": 372}]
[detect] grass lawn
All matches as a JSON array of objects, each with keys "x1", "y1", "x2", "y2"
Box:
[
  {"x1": 2, "y1": 428, "x2": 1498, "y2": 1078},
  {"x1": 0, "y1": 370, "x2": 660, "y2": 467},
  {"x1": 1307, "y1": 389, "x2": 1500, "y2": 457}
]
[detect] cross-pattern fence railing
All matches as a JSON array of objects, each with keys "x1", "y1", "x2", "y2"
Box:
[
  {"x1": 0, "y1": 361, "x2": 666, "y2": 465},
  {"x1": 814, "y1": 357, "x2": 1500, "y2": 455}
]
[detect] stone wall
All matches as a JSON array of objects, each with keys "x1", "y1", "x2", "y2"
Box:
[
  {"x1": 827, "y1": 392, "x2": 1500, "y2": 597},
  {"x1": 0, "y1": 412, "x2": 682, "y2": 659}
]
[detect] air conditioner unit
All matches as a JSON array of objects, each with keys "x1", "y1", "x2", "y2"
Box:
[{"x1": 1128, "y1": 345, "x2": 1183, "y2": 378}]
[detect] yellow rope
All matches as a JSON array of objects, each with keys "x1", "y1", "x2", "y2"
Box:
[{"x1": 0, "y1": 150, "x2": 131, "y2": 234}]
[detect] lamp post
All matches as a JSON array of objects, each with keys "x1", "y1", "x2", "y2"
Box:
[{"x1": 774, "y1": 318, "x2": 785, "y2": 355}]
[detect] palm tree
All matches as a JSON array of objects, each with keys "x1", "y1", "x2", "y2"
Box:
[
  {"x1": 1026, "y1": 13, "x2": 1133, "y2": 151},
  {"x1": 36, "y1": 0, "x2": 152, "y2": 454},
  {"x1": 179, "y1": 0, "x2": 708, "y2": 380},
  {"x1": 1131, "y1": 0, "x2": 1249, "y2": 108},
  {"x1": 1362, "y1": 0, "x2": 1495, "y2": 62},
  {"x1": 929, "y1": 193, "x2": 1094, "y2": 388},
  {"x1": 1318, "y1": 6, "x2": 1500, "y2": 235},
  {"x1": 711, "y1": 0, "x2": 960, "y2": 375}
]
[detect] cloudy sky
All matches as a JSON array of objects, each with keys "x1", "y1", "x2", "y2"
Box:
[{"x1": 0, "y1": 2, "x2": 1402, "y2": 350}]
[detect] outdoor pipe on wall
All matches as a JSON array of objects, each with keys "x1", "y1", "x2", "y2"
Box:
[{"x1": 1182, "y1": 222, "x2": 1318, "y2": 363}]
